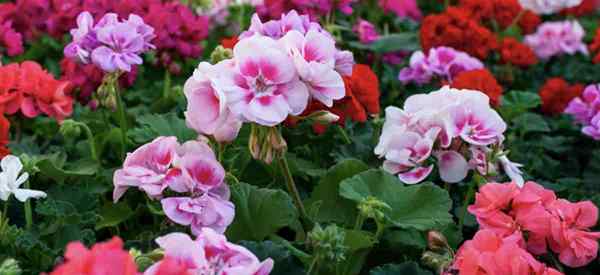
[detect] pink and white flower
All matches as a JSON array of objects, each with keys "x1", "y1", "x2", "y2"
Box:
[
  {"x1": 161, "y1": 193, "x2": 235, "y2": 235},
  {"x1": 524, "y1": 20, "x2": 588, "y2": 60}
]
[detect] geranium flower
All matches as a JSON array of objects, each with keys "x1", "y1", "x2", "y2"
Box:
[
  {"x1": 0, "y1": 115, "x2": 9, "y2": 158},
  {"x1": 378, "y1": 0, "x2": 422, "y2": 21},
  {"x1": 47, "y1": 237, "x2": 139, "y2": 275},
  {"x1": 353, "y1": 19, "x2": 379, "y2": 44},
  {"x1": 450, "y1": 69, "x2": 504, "y2": 107},
  {"x1": 498, "y1": 38, "x2": 539, "y2": 68},
  {"x1": 161, "y1": 193, "x2": 235, "y2": 235},
  {"x1": 539, "y1": 78, "x2": 585, "y2": 115},
  {"x1": 144, "y1": 230, "x2": 273, "y2": 275},
  {"x1": 0, "y1": 155, "x2": 46, "y2": 202},
  {"x1": 399, "y1": 47, "x2": 484, "y2": 85},
  {"x1": 525, "y1": 20, "x2": 588, "y2": 60}
]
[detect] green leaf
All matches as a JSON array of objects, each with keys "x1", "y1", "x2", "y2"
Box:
[
  {"x1": 340, "y1": 169, "x2": 452, "y2": 230},
  {"x1": 512, "y1": 113, "x2": 551, "y2": 134},
  {"x1": 499, "y1": 91, "x2": 541, "y2": 121},
  {"x1": 370, "y1": 33, "x2": 420, "y2": 53},
  {"x1": 370, "y1": 262, "x2": 433, "y2": 275},
  {"x1": 95, "y1": 202, "x2": 135, "y2": 230},
  {"x1": 226, "y1": 182, "x2": 298, "y2": 241},
  {"x1": 337, "y1": 230, "x2": 376, "y2": 275},
  {"x1": 36, "y1": 158, "x2": 98, "y2": 183},
  {"x1": 239, "y1": 241, "x2": 306, "y2": 275},
  {"x1": 129, "y1": 112, "x2": 197, "y2": 144},
  {"x1": 305, "y1": 159, "x2": 369, "y2": 225}
]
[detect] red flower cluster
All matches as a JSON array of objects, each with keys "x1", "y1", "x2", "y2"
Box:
[
  {"x1": 589, "y1": 26, "x2": 600, "y2": 64},
  {"x1": 539, "y1": 78, "x2": 585, "y2": 115},
  {"x1": 0, "y1": 0, "x2": 209, "y2": 70},
  {"x1": 0, "y1": 115, "x2": 10, "y2": 158},
  {"x1": 499, "y1": 37, "x2": 539, "y2": 68},
  {"x1": 562, "y1": 0, "x2": 599, "y2": 16},
  {"x1": 467, "y1": 182, "x2": 600, "y2": 268},
  {"x1": 297, "y1": 64, "x2": 381, "y2": 134},
  {"x1": 47, "y1": 237, "x2": 139, "y2": 275},
  {"x1": 450, "y1": 69, "x2": 503, "y2": 107},
  {"x1": 420, "y1": 7, "x2": 497, "y2": 59},
  {"x1": 457, "y1": 0, "x2": 541, "y2": 34},
  {"x1": 0, "y1": 61, "x2": 73, "y2": 121},
  {"x1": 60, "y1": 58, "x2": 137, "y2": 105}
]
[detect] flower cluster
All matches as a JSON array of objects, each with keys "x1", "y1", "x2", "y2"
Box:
[
  {"x1": 377, "y1": 0, "x2": 422, "y2": 21},
  {"x1": 256, "y1": 0, "x2": 356, "y2": 19},
  {"x1": 467, "y1": 181, "x2": 600, "y2": 268},
  {"x1": 353, "y1": 19, "x2": 379, "y2": 44},
  {"x1": 0, "y1": 61, "x2": 73, "y2": 121},
  {"x1": 184, "y1": 10, "x2": 353, "y2": 136},
  {"x1": 449, "y1": 69, "x2": 504, "y2": 107},
  {"x1": 0, "y1": 116, "x2": 9, "y2": 158},
  {"x1": 539, "y1": 77, "x2": 585, "y2": 115},
  {"x1": 518, "y1": 0, "x2": 583, "y2": 14},
  {"x1": 565, "y1": 84, "x2": 600, "y2": 140},
  {"x1": 562, "y1": 0, "x2": 599, "y2": 16},
  {"x1": 291, "y1": 64, "x2": 381, "y2": 134},
  {"x1": 0, "y1": 18, "x2": 23, "y2": 58},
  {"x1": 458, "y1": 0, "x2": 541, "y2": 34},
  {"x1": 498, "y1": 37, "x2": 539, "y2": 68},
  {"x1": 47, "y1": 237, "x2": 138, "y2": 275},
  {"x1": 374, "y1": 86, "x2": 523, "y2": 185},
  {"x1": 449, "y1": 229, "x2": 563, "y2": 275},
  {"x1": 399, "y1": 46, "x2": 484, "y2": 85},
  {"x1": 524, "y1": 20, "x2": 588, "y2": 60},
  {"x1": 65, "y1": 11, "x2": 155, "y2": 73},
  {"x1": 0, "y1": 155, "x2": 46, "y2": 202},
  {"x1": 201, "y1": 0, "x2": 264, "y2": 25},
  {"x1": 113, "y1": 137, "x2": 234, "y2": 235},
  {"x1": 144, "y1": 230, "x2": 273, "y2": 275}
]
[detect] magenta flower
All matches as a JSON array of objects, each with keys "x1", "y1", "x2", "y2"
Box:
[
  {"x1": 144, "y1": 230, "x2": 274, "y2": 275},
  {"x1": 524, "y1": 20, "x2": 588, "y2": 60},
  {"x1": 378, "y1": 0, "x2": 422, "y2": 21},
  {"x1": 184, "y1": 60, "x2": 242, "y2": 143},
  {"x1": 0, "y1": 20, "x2": 24, "y2": 57},
  {"x1": 399, "y1": 47, "x2": 484, "y2": 85},
  {"x1": 353, "y1": 19, "x2": 379, "y2": 44},
  {"x1": 223, "y1": 35, "x2": 309, "y2": 126},
  {"x1": 65, "y1": 11, "x2": 155, "y2": 73},
  {"x1": 565, "y1": 84, "x2": 600, "y2": 140},
  {"x1": 161, "y1": 193, "x2": 235, "y2": 235}
]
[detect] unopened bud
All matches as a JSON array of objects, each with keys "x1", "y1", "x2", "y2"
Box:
[
  {"x1": 311, "y1": 111, "x2": 340, "y2": 124},
  {"x1": 59, "y1": 119, "x2": 81, "y2": 139},
  {"x1": 210, "y1": 46, "x2": 233, "y2": 64},
  {"x1": 427, "y1": 231, "x2": 450, "y2": 253},
  {"x1": 308, "y1": 224, "x2": 347, "y2": 263}
]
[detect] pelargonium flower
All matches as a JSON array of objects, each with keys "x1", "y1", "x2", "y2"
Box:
[
  {"x1": 0, "y1": 20, "x2": 24, "y2": 57},
  {"x1": 0, "y1": 155, "x2": 46, "y2": 202},
  {"x1": 565, "y1": 84, "x2": 600, "y2": 140},
  {"x1": 518, "y1": 0, "x2": 583, "y2": 14},
  {"x1": 399, "y1": 47, "x2": 484, "y2": 85},
  {"x1": 256, "y1": 0, "x2": 356, "y2": 19},
  {"x1": 184, "y1": 60, "x2": 242, "y2": 143},
  {"x1": 353, "y1": 19, "x2": 379, "y2": 44},
  {"x1": 144, "y1": 230, "x2": 273, "y2": 275},
  {"x1": 378, "y1": 0, "x2": 422, "y2": 21},
  {"x1": 64, "y1": 11, "x2": 155, "y2": 73},
  {"x1": 0, "y1": 115, "x2": 9, "y2": 158},
  {"x1": 524, "y1": 20, "x2": 588, "y2": 60},
  {"x1": 499, "y1": 37, "x2": 539, "y2": 68},
  {"x1": 161, "y1": 193, "x2": 235, "y2": 235},
  {"x1": 539, "y1": 77, "x2": 585, "y2": 115},
  {"x1": 47, "y1": 237, "x2": 139, "y2": 275},
  {"x1": 449, "y1": 69, "x2": 504, "y2": 107},
  {"x1": 375, "y1": 86, "x2": 518, "y2": 185}
]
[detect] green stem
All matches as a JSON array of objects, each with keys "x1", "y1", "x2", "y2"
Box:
[
  {"x1": 336, "y1": 125, "x2": 352, "y2": 145},
  {"x1": 162, "y1": 70, "x2": 171, "y2": 99},
  {"x1": 278, "y1": 154, "x2": 308, "y2": 225},
  {"x1": 23, "y1": 182, "x2": 32, "y2": 230},
  {"x1": 79, "y1": 122, "x2": 98, "y2": 162},
  {"x1": 115, "y1": 83, "x2": 128, "y2": 160},
  {"x1": 307, "y1": 257, "x2": 320, "y2": 275}
]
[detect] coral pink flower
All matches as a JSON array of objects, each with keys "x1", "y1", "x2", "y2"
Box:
[
  {"x1": 468, "y1": 182, "x2": 519, "y2": 217},
  {"x1": 47, "y1": 237, "x2": 139, "y2": 275},
  {"x1": 184, "y1": 60, "x2": 242, "y2": 143},
  {"x1": 161, "y1": 193, "x2": 235, "y2": 235},
  {"x1": 113, "y1": 136, "x2": 179, "y2": 201},
  {"x1": 224, "y1": 35, "x2": 309, "y2": 126},
  {"x1": 144, "y1": 230, "x2": 273, "y2": 275}
]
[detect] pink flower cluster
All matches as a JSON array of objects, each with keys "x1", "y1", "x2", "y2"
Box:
[
  {"x1": 398, "y1": 47, "x2": 484, "y2": 85},
  {"x1": 565, "y1": 84, "x2": 600, "y2": 140},
  {"x1": 113, "y1": 137, "x2": 234, "y2": 235},
  {"x1": 450, "y1": 229, "x2": 563, "y2": 275},
  {"x1": 0, "y1": 17, "x2": 23, "y2": 58},
  {"x1": 524, "y1": 20, "x2": 588, "y2": 60},
  {"x1": 374, "y1": 86, "x2": 523, "y2": 185},
  {"x1": 64, "y1": 11, "x2": 155, "y2": 73},
  {"x1": 145, "y1": 230, "x2": 273, "y2": 275},
  {"x1": 467, "y1": 181, "x2": 600, "y2": 268},
  {"x1": 0, "y1": 0, "x2": 209, "y2": 71},
  {"x1": 184, "y1": 10, "x2": 354, "y2": 137},
  {"x1": 353, "y1": 19, "x2": 379, "y2": 44},
  {"x1": 256, "y1": 0, "x2": 356, "y2": 19},
  {"x1": 378, "y1": 0, "x2": 422, "y2": 21}
]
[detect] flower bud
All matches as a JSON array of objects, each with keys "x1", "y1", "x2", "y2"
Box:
[
  {"x1": 0, "y1": 258, "x2": 22, "y2": 275},
  {"x1": 310, "y1": 111, "x2": 340, "y2": 124},
  {"x1": 358, "y1": 196, "x2": 391, "y2": 223},
  {"x1": 210, "y1": 46, "x2": 233, "y2": 64},
  {"x1": 59, "y1": 119, "x2": 81, "y2": 139},
  {"x1": 427, "y1": 231, "x2": 450, "y2": 253},
  {"x1": 421, "y1": 251, "x2": 452, "y2": 275},
  {"x1": 248, "y1": 125, "x2": 287, "y2": 164},
  {"x1": 308, "y1": 224, "x2": 347, "y2": 263}
]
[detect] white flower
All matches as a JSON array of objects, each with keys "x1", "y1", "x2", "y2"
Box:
[
  {"x1": 498, "y1": 155, "x2": 525, "y2": 188},
  {"x1": 0, "y1": 155, "x2": 46, "y2": 202},
  {"x1": 518, "y1": 0, "x2": 583, "y2": 15}
]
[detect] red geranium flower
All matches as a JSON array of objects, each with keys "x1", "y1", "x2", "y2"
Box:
[
  {"x1": 0, "y1": 114, "x2": 10, "y2": 158},
  {"x1": 47, "y1": 237, "x2": 139, "y2": 275},
  {"x1": 562, "y1": 0, "x2": 599, "y2": 16},
  {"x1": 450, "y1": 69, "x2": 504, "y2": 107},
  {"x1": 420, "y1": 7, "x2": 496, "y2": 59},
  {"x1": 221, "y1": 36, "x2": 239, "y2": 49},
  {"x1": 539, "y1": 78, "x2": 585, "y2": 115},
  {"x1": 0, "y1": 63, "x2": 24, "y2": 115},
  {"x1": 499, "y1": 38, "x2": 538, "y2": 68}
]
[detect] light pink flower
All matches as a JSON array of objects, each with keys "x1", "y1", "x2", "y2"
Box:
[
  {"x1": 223, "y1": 35, "x2": 309, "y2": 126},
  {"x1": 524, "y1": 20, "x2": 588, "y2": 60},
  {"x1": 169, "y1": 154, "x2": 226, "y2": 194},
  {"x1": 565, "y1": 84, "x2": 600, "y2": 125},
  {"x1": 161, "y1": 193, "x2": 235, "y2": 235},
  {"x1": 113, "y1": 136, "x2": 179, "y2": 202},
  {"x1": 281, "y1": 29, "x2": 345, "y2": 107},
  {"x1": 184, "y1": 60, "x2": 242, "y2": 143},
  {"x1": 334, "y1": 50, "x2": 355, "y2": 76},
  {"x1": 353, "y1": 19, "x2": 379, "y2": 44},
  {"x1": 144, "y1": 230, "x2": 273, "y2": 275},
  {"x1": 399, "y1": 47, "x2": 483, "y2": 85}
]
